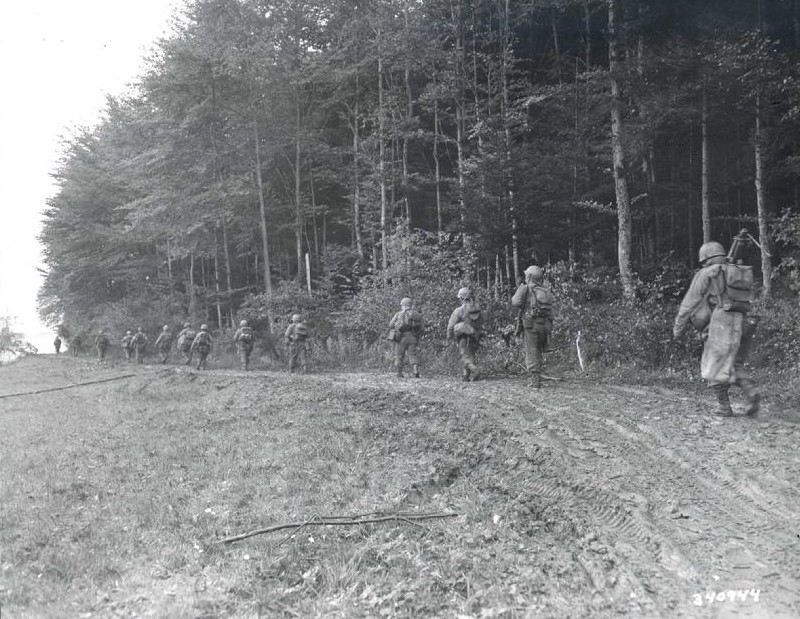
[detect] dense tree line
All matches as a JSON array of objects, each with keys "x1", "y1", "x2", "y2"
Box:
[{"x1": 38, "y1": 0, "x2": 800, "y2": 337}]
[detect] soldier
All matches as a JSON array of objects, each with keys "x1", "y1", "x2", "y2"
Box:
[
  {"x1": 176, "y1": 322, "x2": 197, "y2": 365},
  {"x1": 233, "y1": 319, "x2": 255, "y2": 371},
  {"x1": 388, "y1": 297, "x2": 424, "y2": 378},
  {"x1": 154, "y1": 325, "x2": 173, "y2": 364},
  {"x1": 673, "y1": 241, "x2": 760, "y2": 417},
  {"x1": 70, "y1": 334, "x2": 83, "y2": 356},
  {"x1": 512, "y1": 265, "x2": 555, "y2": 389},
  {"x1": 284, "y1": 314, "x2": 309, "y2": 373},
  {"x1": 53, "y1": 335, "x2": 62, "y2": 354},
  {"x1": 447, "y1": 287, "x2": 485, "y2": 381},
  {"x1": 191, "y1": 324, "x2": 213, "y2": 370},
  {"x1": 121, "y1": 330, "x2": 134, "y2": 362},
  {"x1": 94, "y1": 329, "x2": 110, "y2": 360},
  {"x1": 131, "y1": 327, "x2": 148, "y2": 364}
]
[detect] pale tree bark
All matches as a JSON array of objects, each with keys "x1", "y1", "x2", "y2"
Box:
[
  {"x1": 433, "y1": 85, "x2": 443, "y2": 240},
  {"x1": 294, "y1": 94, "x2": 304, "y2": 286},
  {"x1": 221, "y1": 224, "x2": 234, "y2": 328},
  {"x1": 378, "y1": 51, "x2": 389, "y2": 281},
  {"x1": 608, "y1": 0, "x2": 635, "y2": 299},
  {"x1": 402, "y1": 0, "x2": 412, "y2": 229},
  {"x1": 701, "y1": 86, "x2": 711, "y2": 242},
  {"x1": 213, "y1": 229, "x2": 223, "y2": 330},
  {"x1": 252, "y1": 115, "x2": 274, "y2": 330},
  {"x1": 754, "y1": 92, "x2": 772, "y2": 298},
  {"x1": 351, "y1": 77, "x2": 365, "y2": 262},
  {"x1": 502, "y1": 0, "x2": 519, "y2": 282},
  {"x1": 453, "y1": 0, "x2": 468, "y2": 235}
]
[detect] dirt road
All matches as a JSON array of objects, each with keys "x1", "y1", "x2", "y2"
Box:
[{"x1": 1, "y1": 356, "x2": 798, "y2": 618}]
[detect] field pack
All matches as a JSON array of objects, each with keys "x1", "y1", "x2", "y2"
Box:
[
  {"x1": 720, "y1": 263, "x2": 753, "y2": 314},
  {"x1": 239, "y1": 328, "x2": 254, "y2": 343},
  {"x1": 454, "y1": 302, "x2": 482, "y2": 337},
  {"x1": 526, "y1": 285, "x2": 554, "y2": 319},
  {"x1": 399, "y1": 309, "x2": 422, "y2": 332}
]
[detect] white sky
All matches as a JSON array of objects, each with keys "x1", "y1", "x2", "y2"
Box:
[{"x1": 0, "y1": 1, "x2": 180, "y2": 350}]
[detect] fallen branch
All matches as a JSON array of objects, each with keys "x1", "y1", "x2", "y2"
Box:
[
  {"x1": 0, "y1": 374, "x2": 136, "y2": 400},
  {"x1": 220, "y1": 512, "x2": 461, "y2": 544}
]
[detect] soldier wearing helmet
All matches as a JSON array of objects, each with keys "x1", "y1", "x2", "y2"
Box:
[
  {"x1": 447, "y1": 287, "x2": 485, "y2": 381},
  {"x1": 512, "y1": 265, "x2": 555, "y2": 389},
  {"x1": 94, "y1": 329, "x2": 110, "y2": 360},
  {"x1": 121, "y1": 330, "x2": 134, "y2": 362},
  {"x1": 154, "y1": 324, "x2": 174, "y2": 365},
  {"x1": 388, "y1": 297, "x2": 425, "y2": 378},
  {"x1": 190, "y1": 324, "x2": 213, "y2": 370},
  {"x1": 233, "y1": 319, "x2": 255, "y2": 371},
  {"x1": 673, "y1": 240, "x2": 760, "y2": 417},
  {"x1": 284, "y1": 313, "x2": 309, "y2": 374},
  {"x1": 177, "y1": 322, "x2": 197, "y2": 365},
  {"x1": 131, "y1": 327, "x2": 149, "y2": 364}
]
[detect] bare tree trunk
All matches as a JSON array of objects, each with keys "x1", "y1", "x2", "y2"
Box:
[
  {"x1": 188, "y1": 253, "x2": 196, "y2": 316},
  {"x1": 295, "y1": 95, "x2": 304, "y2": 286},
  {"x1": 754, "y1": 92, "x2": 772, "y2": 298},
  {"x1": 454, "y1": 0, "x2": 468, "y2": 235},
  {"x1": 403, "y1": 0, "x2": 412, "y2": 229},
  {"x1": 433, "y1": 87, "x2": 443, "y2": 240},
  {"x1": 502, "y1": 0, "x2": 520, "y2": 283},
  {"x1": 584, "y1": 1, "x2": 592, "y2": 70},
  {"x1": 213, "y1": 229, "x2": 223, "y2": 330},
  {"x1": 608, "y1": 0, "x2": 635, "y2": 299},
  {"x1": 352, "y1": 77, "x2": 365, "y2": 262},
  {"x1": 221, "y1": 225, "x2": 234, "y2": 328},
  {"x1": 701, "y1": 86, "x2": 711, "y2": 242},
  {"x1": 252, "y1": 115, "x2": 274, "y2": 330},
  {"x1": 378, "y1": 52, "x2": 389, "y2": 282}
]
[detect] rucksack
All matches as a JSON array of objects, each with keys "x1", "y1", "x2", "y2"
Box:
[
  {"x1": 399, "y1": 309, "x2": 422, "y2": 332},
  {"x1": 292, "y1": 323, "x2": 308, "y2": 339},
  {"x1": 720, "y1": 263, "x2": 753, "y2": 314},
  {"x1": 239, "y1": 328, "x2": 253, "y2": 343},
  {"x1": 454, "y1": 302, "x2": 482, "y2": 337},
  {"x1": 527, "y1": 285, "x2": 554, "y2": 319},
  {"x1": 194, "y1": 331, "x2": 211, "y2": 350}
]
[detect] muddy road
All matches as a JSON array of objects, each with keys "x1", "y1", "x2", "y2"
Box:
[{"x1": 1, "y1": 356, "x2": 798, "y2": 618}]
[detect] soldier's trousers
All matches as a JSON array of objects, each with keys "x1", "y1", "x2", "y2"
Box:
[
  {"x1": 288, "y1": 341, "x2": 307, "y2": 372},
  {"x1": 395, "y1": 334, "x2": 419, "y2": 369},
  {"x1": 238, "y1": 344, "x2": 252, "y2": 369},
  {"x1": 181, "y1": 347, "x2": 193, "y2": 365},
  {"x1": 134, "y1": 348, "x2": 145, "y2": 364},
  {"x1": 196, "y1": 347, "x2": 209, "y2": 370},
  {"x1": 523, "y1": 322, "x2": 550, "y2": 374},
  {"x1": 124, "y1": 348, "x2": 132, "y2": 362},
  {"x1": 159, "y1": 346, "x2": 170, "y2": 364},
  {"x1": 457, "y1": 336, "x2": 479, "y2": 373},
  {"x1": 97, "y1": 346, "x2": 107, "y2": 360}
]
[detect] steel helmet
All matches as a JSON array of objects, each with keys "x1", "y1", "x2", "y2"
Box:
[
  {"x1": 698, "y1": 241, "x2": 726, "y2": 264},
  {"x1": 291, "y1": 314, "x2": 302, "y2": 322},
  {"x1": 163, "y1": 325, "x2": 169, "y2": 331},
  {"x1": 200, "y1": 324, "x2": 208, "y2": 331},
  {"x1": 183, "y1": 322, "x2": 191, "y2": 328},
  {"x1": 524, "y1": 265, "x2": 544, "y2": 283},
  {"x1": 457, "y1": 287, "x2": 472, "y2": 300},
  {"x1": 240, "y1": 319, "x2": 248, "y2": 327},
  {"x1": 126, "y1": 330, "x2": 132, "y2": 335},
  {"x1": 400, "y1": 297, "x2": 413, "y2": 308}
]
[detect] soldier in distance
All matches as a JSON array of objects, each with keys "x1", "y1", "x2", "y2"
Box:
[
  {"x1": 176, "y1": 322, "x2": 197, "y2": 365},
  {"x1": 512, "y1": 265, "x2": 555, "y2": 389},
  {"x1": 284, "y1": 314, "x2": 309, "y2": 374},
  {"x1": 233, "y1": 319, "x2": 255, "y2": 371},
  {"x1": 191, "y1": 324, "x2": 213, "y2": 370},
  {"x1": 154, "y1": 325, "x2": 174, "y2": 364},
  {"x1": 447, "y1": 287, "x2": 485, "y2": 381},
  {"x1": 120, "y1": 330, "x2": 134, "y2": 362},
  {"x1": 388, "y1": 297, "x2": 424, "y2": 378}
]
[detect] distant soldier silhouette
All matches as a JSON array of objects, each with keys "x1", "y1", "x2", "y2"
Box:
[
  {"x1": 53, "y1": 335, "x2": 62, "y2": 355},
  {"x1": 284, "y1": 314, "x2": 309, "y2": 373},
  {"x1": 447, "y1": 287, "x2": 485, "y2": 381},
  {"x1": 70, "y1": 335, "x2": 83, "y2": 357},
  {"x1": 154, "y1": 325, "x2": 173, "y2": 364},
  {"x1": 121, "y1": 330, "x2": 134, "y2": 362},
  {"x1": 191, "y1": 324, "x2": 213, "y2": 370},
  {"x1": 177, "y1": 322, "x2": 197, "y2": 365},
  {"x1": 131, "y1": 328, "x2": 148, "y2": 364},
  {"x1": 94, "y1": 329, "x2": 110, "y2": 360},
  {"x1": 388, "y1": 297, "x2": 424, "y2": 378},
  {"x1": 233, "y1": 320, "x2": 255, "y2": 371}
]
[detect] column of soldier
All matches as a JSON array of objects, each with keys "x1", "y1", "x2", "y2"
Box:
[{"x1": 56, "y1": 239, "x2": 761, "y2": 418}]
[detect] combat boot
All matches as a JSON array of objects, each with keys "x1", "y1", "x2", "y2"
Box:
[
  {"x1": 712, "y1": 385, "x2": 733, "y2": 417},
  {"x1": 738, "y1": 379, "x2": 761, "y2": 417},
  {"x1": 412, "y1": 364, "x2": 420, "y2": 378}
]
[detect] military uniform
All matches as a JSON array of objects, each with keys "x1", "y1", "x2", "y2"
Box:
[
  {"x1": 388, "y1": 298, "x2": 424, "y2": 378},
  {"x1": 674, "y1": 241, "x2": 760, "y2": 417},
  {"x1": 70, "y1": 335, "x2": 83, "y2": 356},
  {"x1": 177, "y1": 324, "x2": 197, "y2": 365},
  {"x1": 53, "y1": 336, "x2": 62, "y2": 354},
  {"x1": 94, "y1": 331, "x2": 110, "y2": 360},
  {"x1": 284, "y1": 314, "x2": 308, "y2": 373},
  {"x1": 191, "y1": 326, "x2": 213, "y2": 370},
  {"x1": 233, "y1": 321, "x2": 255, "y2": 371},
  {"x1": 511, "y1": 266, "x2": 555, "y2": 388},
  {"x1": 131, "y1": 329, "x2": 148, "y2": 364},
  {"x1": 447, "y1": 288, "x2": 484, "y2": 381},
  {"x1": 121, "y1": 331, "x2": 134, "y2": 362},
  {"x1": 154, "y1": 326, "x2": 173, "y2": 364}
]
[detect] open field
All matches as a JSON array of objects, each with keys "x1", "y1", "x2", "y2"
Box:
[{"x1": 1, "y1": 355, "x2": 799, "y2": 618}]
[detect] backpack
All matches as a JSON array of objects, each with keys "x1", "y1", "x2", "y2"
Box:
[
  {"x1": 292, "y1": 323, "x2": 308, "y2": 339},
  {"x1": 720, "y1": 263, "x2": 753, "y2": 314},
  {"x1": 399, "y1": 309, "x2": 422, "y2": 332},
  {"x1": 454, "y1": 302, "x2": 482, "y2": 338},
  {"x1": 194, "y1": 331, "x2": 211, "y2": 350},
  {"x1": 239, "y1": 328, "x2": 253, "y2": 343},
  {"x1": 526, "y1": 285, "x2": 554, "y2": 319}
]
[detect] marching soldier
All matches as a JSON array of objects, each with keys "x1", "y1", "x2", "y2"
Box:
[
  {"x1": 53, "y1": 335, "x2": 62, "y2": 355},
  {"x1": 191, "y1": 324, "x2": 213, "y2": 370},
  {"x1": 388, "y1": 297, "x2": 424, "y2": 378},
  {"x1": 121, "y1": 330, "x2": 134, "y2": 362},
  {"x1": 94, "y1": 329, "x2": 110, "y2": 360},
  {"x1": 177, "y1": 322, "x2": 197, "y2": 365},
  {"x1": 447, "y1": 287, "x2": 485, "y2": 381},
  {"x1": 512, "y1": 265, "x2": 555, "y2": 388},
  {"x1": 233, "y1": 320, "x2": 255, "y2": 371},
  {"x1": 284, "y1": 314, "x2": 309, "y2": 373},
  {"x1": 131, "y1": 327, "x2": 148, "y2": 364},
  {"x1": 154, "y1": 325, "x2": 173, "y2": 364},
  {"x1": 673, "y1": 240, "x2": 760, "y2": 417}
]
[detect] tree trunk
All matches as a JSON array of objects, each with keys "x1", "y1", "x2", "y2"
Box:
[
  {"x1": 701, "y1": 86, "x2": 711, "y2": 242},
  {"x1": 221, "y1": 224, "x2": 234, "y2": 328},
  {"x1": 754, "y1": 92, "x2": 772, "y2": 298},
  {"x1": 213, "y1": 230, "x2": 223, "y2": 330},
  {"x1": 502, "y1": 0, "x2": 520, "y2": 283},
  {"x1": 295, "y1": 95, "x2": 304, "y2": 286},
  {"x1": 352, "y1": 77, "x2": 365, "y2": 262},
  {"x1": 433, "y1": 87, "x2": 443, "y2": 240},
  {"x1": 188, "y1": 253, "x2": 196, "y2": 316},
  {"x1": 252, "y1": 115, "x2": 274, "y2": 330},
  {"x1": 608, "y1": 0, "x2": 635, "y2": 300},
  {"x1": 378, "y1": 52, "x2": 389, "y2": 282},
  {"x1": 403, "y1": 0, "x2": 412, "y2": 229}
]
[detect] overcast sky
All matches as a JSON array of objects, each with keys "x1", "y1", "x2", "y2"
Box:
[{"x1": 0, "y1": 1, "x2": 180, "y2": 349}]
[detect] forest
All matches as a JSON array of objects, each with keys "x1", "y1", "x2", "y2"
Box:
[{"x1": 37, "y1": 0, "x2": 800, "y2": 373}]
